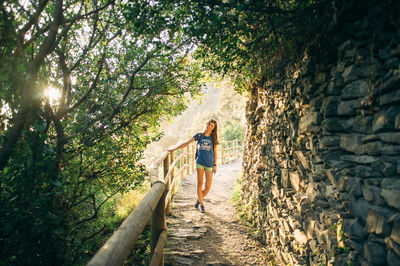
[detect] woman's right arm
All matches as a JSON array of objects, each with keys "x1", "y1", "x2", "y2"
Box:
[{"x1": 167, "y1": 137, "x2": 195, "y2": 152}]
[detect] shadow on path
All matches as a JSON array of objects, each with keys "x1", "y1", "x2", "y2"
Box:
[{"x1": 165, "y1": 159, "x2": 269, "y2": 266}]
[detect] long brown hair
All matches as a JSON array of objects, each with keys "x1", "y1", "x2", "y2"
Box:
[{"x1": 203, "y1": 119, "x2": 218, "y2": 147}]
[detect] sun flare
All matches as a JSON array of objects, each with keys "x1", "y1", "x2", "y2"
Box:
[{"x1": 44, "y1": 86, "x2": 61, "y2": 105}]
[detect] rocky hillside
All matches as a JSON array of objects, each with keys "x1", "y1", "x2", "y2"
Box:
[{"x1": 143, "y1": 79, "x2": 246, "y2": 165}]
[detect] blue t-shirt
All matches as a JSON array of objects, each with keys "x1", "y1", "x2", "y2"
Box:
[{"x1": 194, "y1": 133, "x2": 215, "y2": 167}]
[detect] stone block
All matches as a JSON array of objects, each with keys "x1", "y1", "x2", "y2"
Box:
[
  {"x1": 387, "y1": 250, "x2": 400, "y2": 266},
  {"x1": 337, "y1": 98, "x2": 363, "y2": 116},
  {"x1": 312, "y1": 164, "x2": 324, "y2": 176},
  {"x1": 373, "y1": 107, "x2": 400, "y2": 133},
  {"x1": 353, "y1": 165, "x2": 380, "y2": 178},
  {"x1": 271, "y1": 185, "x2": 280, "y2": 198},
  {"x1": 314, "y1": 73, "x2": 326, "y2": 85},
  {"x1": 325, "y1": 230, "x2": 338, "y2": 256},
  {"x1": 381, "y1": 178, "x2": 400, "y2": 210},
  {"x1": 340, "y1": 134, "x2": 363, "y2": 153},
  {"x1": 364, "y1": 241, "x2": 387, "y2": 265},
  {"x1": 377, "y1": 156, "x2": 398, "y2": 176},
  {"x1": 340, "y1": 140, "x2": 400, "y2": 156},
  {"x1": 278, "y1": 227, "x2": 286, "y2": 245},
  {"x1": 321, "y1": 96, "x2": 339, "y2": 117},
  {"x1": 319, "y1": 135, "x2": 340, "y2": 149},
  {"x1": 322, "y1": 151, "x2": 351, "y2": 169},
  {"x1": 345, "y1": 48, "x2": 357, "y2": 58},
  {"x1": 294, "y1": 229, "x2": 308, "y2": 245},
  {"x1": 319, "y1": 210, "x2": 337, "y2": 226},
  {"x1": 379, "y1": 132, "x2": 400, "y2": 144},
  {"x1": 362, "y1": 134, "x2": 380, "y2": 142},
  {"x1": 345, "y1": 115, "x2": 372, "y2": 133},
  {"x1": 391, "y1": 215, "x2": 400, "y2": 245},
  {"x1": 349, "y1": 197, "x2": 372, "y2": 224},
  {"x1": 360, "y1": 142, "x2": 383, "y2": 155},
  {"x1": 299, "y1": 112, "x2": 321, "y2": 133},
  {"x1": 281, "y1": 169, "x2": 290, "y2": 188},
  {"x1": 342, "y1": 219, "x2": 368, "y2": 241},
  {"x1": 362, "y1": 185, "x2": 385, "y2": 205},
  {"x1": 306, "y1": 220, "x2": 316, "y2": 239},
  {"x1": 398, "y1": 160, "x2": 400, "y2": 175},
  {"x1": 315, "y1": 226, "x2": 328, "y2": 245},
  {"x1": 321, "y1": 118, "x2": 346, "y2": 132},
  {"x1": 315, "y1": 198, "x2": 330, "y2": 208},
  {"x1": 347, "y1": 239, "x2": 363, "y2": 251},
  {"x1": 325, "y1": 185, "x2": 337, "y2": 199},
  {"x1": 366, "y1": 208, "x2": 391, "y2": 236},
  {"x1": 341, "y1": 155, "x2": 378, "y2": 164},
  {"x1": 395, "y1": 114, "x2": 400, "y2": 129},
  {"x1": 325, "y1": 169, "x2": 338, "y2": 186},
  {"x1": 338, "y1": 39, "x2": 352, "y2": 53},
  {"x1": 341, "y1": 80, "x2": 369, "y2": 99},
  {"x1": 289, "y1": 171, "x2": 301, "y2": 192},
  {"x1": 327, "y1": 79, "x2": 342, "y2": 95},
  {"x1": 338, "y1": 176, "x2": 362, "y2": 196},
  {"x1": 348, "y1": 250, "x2": 361, "y2": 265},
  {"x1": 294, "y1": 150, "x2": 309, "y2": 169},
  {"x1": 306, "y1": 182, "x2": 317, "y2": 202},
  {"x1": 379, "y1": 89, "x2": 400, "y2": 106},
  {"x1": 385, "y1": 237, "x2": 400, "y2": 257},
  {"x1": 373, "y1": 112, "x2": 389, "y2": 133},
  {"x1": 342, "y1": 65, "x2": 360, "y2": 83},
  {"x1": 374, "y1": 73, "x2": 400, "y2": 95},
  {"x1": 283, "y1": 219, "x2": 290, "y2": 232}
]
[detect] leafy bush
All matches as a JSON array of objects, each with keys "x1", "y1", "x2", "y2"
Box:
[
  {"x1": 0, "y1": 1, "x2": 202, "y2": 264},
  {"x1": 222, "y1": 120, "x2": 244, "y2": 144}
]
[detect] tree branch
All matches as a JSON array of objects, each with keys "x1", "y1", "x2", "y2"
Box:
[
  {"x1": 0, "y1": 0, "x2": 63, "y2": 170},
  {"x1": 60, "y1": 51, "x2": 106, "y2": 117}
]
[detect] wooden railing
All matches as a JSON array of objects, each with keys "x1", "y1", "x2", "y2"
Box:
[{"x1": 87, "y1": 139, "x2": 242, "y2": 266}]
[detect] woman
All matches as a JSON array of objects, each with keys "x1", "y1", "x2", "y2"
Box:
[{"x1": 167, "y1": 119, "x2": 218, "y2": 212}]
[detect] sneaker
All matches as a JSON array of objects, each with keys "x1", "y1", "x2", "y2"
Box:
[
  {"x1": 194, "y1": 199, "x2": 200, "y2": 209},
  {"x1": 200, "y1": 205, "x2": 205, "y2": 213}
]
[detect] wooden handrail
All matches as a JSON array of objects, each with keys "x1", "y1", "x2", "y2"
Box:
[
  {"x1": 87, "y1": 139, "x2": 242, "y2": 266},
  {"x1": 87, "y1": 182, "x2": 166, "y2": 266}
]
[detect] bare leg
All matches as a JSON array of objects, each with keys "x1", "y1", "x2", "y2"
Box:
[
  {"x1": 196, "y1": 168, "x2": 205, "y2": 206},
  {"x1": 202, "y1": 170, "x2": 213, "y2": 199}
]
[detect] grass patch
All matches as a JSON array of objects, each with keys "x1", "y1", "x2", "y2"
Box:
[{"x1": 231, "y1": 177, "x2": 242, "y2": 203}]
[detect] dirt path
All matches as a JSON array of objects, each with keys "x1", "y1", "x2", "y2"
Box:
[{"x1": 164, "y1": 159, "x2": 269, "y2": 265}]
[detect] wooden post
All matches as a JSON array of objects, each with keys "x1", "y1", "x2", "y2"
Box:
[
  {"x1": 220, "y1": 141, "x2": 224, "y2": 165},
  {"x1": 186, "y1": 146, "x2": 190, "y2": 176},
  {"x1": 150, "y1": 185, "x2": 166, "y2": 266},
  {"x1": 180, "y1": 148, "x2": 184, "y2": 180},
  {"x1": 166, "y1": 152, "x2": 174, "y2": 215},
  {"x1": 88, "y1": 182, "x2": 165, "y2": 266},
  {"x1": 234, "y1": 140, "x2": 238, "y2": 159},
  {"x1": 149, "y1": 230, "x2": 167, "y2": 266}
]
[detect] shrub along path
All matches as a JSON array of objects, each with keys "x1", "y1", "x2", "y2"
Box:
[{"x1": 165, "y1": 158, "x2": 269, "y2": 265}]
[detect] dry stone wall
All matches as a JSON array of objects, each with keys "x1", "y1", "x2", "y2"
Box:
[{"x1": 240, "y1": 1, "x2": 400, "y2": 265}]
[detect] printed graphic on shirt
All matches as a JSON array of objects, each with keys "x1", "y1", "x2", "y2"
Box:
[{"x1": 200, "y1": 139, "x2": 212, "y2": 151}]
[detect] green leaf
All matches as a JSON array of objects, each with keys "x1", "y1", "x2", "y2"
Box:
[
  {"x1": 16, "y1": 63, "x2": 26, "y2": 72},
  {"x1": 50, "y1": 179, "x2": 62, "y2": 187},
  {"x1": 34, "y1": 120, "x2": 47, "y2": 132}
]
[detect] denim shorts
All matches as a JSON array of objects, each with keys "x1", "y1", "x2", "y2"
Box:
[{"x1": 196, "y1": 163, "x2": 213, "y2": 172}]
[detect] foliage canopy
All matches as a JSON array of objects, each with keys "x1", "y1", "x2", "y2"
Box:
[
  {"x1": 0, "y1": 0, "x2": 202, "y2": 264},
  {"x1": 167, "y1": 0, "x2": 329, "y2": 92},
  {"x1": 0, "y1": 0, "x2": 331, "y2": 264}
]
